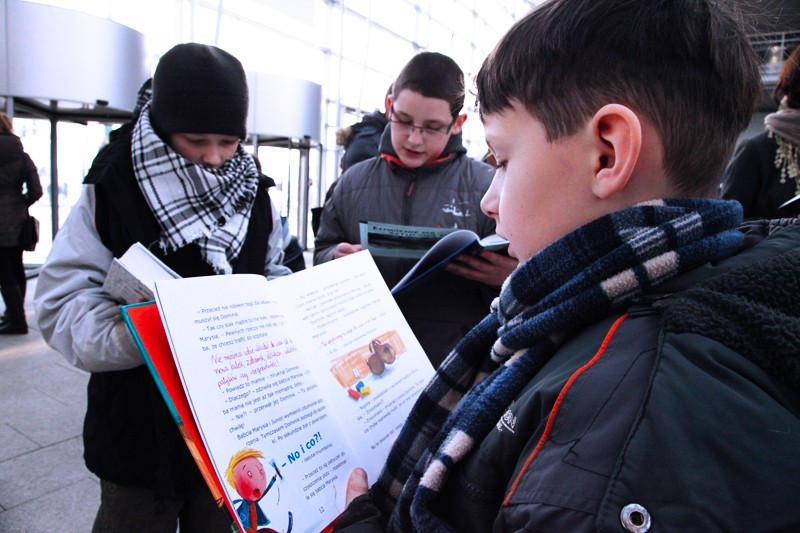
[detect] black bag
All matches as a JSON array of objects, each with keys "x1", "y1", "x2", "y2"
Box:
[{"x1": 19, "y1": 215, "x2": 39, "y2": 252}]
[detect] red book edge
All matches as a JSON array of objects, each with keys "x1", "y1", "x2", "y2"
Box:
[
  {"x1": 121, "y1": 302, "x2": 242, "y2": 532},
  {"x1": 122, "y1": 302, "x2": 344, "y2": 533}
]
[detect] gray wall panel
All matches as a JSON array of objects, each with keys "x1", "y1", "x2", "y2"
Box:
[
  {"x1": 2, "y1": 0, "x2": 147, "y2": 112},
  {"x1": 247, "y1": 72, "x2": 322, "y2": 142}
]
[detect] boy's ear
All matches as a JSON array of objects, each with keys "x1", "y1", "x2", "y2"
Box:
[
  {"x1": 385, "y1": 95, "x2": 393, "y2": 117},
  {"x1": 450, "y1": 113, "x2": 468, "y2": 134},
  {"x1": 588, "y1": 104, "x2": 642, "y2": 200}
]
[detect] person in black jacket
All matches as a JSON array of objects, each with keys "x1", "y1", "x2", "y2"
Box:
[
  {"x1": 0, "y1": 112, "x2": 42, "y2": 334},
  {"x1": 721, "y1": 43, "x2": 800, "y2": 218},
  {"x1": 312, "y1": 86, "x2": 393, "y2": 236},
  {"x1": 336, "y1": 86, "x2": 391, "y2": 172},
  {"x1": 35, "y1": 43, "x2": 289, "y2": 532},
  {"x1": 335, "y1": 1, "x2": 800, "y2": 531}
]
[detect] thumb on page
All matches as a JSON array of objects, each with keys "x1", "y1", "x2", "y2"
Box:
[{"x1": 345, "y1": 467, "x2": 369, "y2": 507}]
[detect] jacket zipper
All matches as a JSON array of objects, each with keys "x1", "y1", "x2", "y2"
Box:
[
  {"x1": 402, "y1": 178, "x2": 416, "y2": 225},
  {"x1": 502, "y1": 313, "x2": 630, "y2": 506}
]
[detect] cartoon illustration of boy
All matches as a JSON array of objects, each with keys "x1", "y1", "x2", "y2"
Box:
[{"x1": 225, "y1": 448, "x2": 277, "y2": 533}]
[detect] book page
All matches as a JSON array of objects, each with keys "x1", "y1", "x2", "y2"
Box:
[
  {"x1": 478, "y1": 233, "x2": 510, "y2": 252},
  {"x1": 119, "y1": 242, "x2": 180, "y2": 292},
  {"x1": 154, "y1": 252, "x2": 433, "y2": 532},
  {"x1": 103, "y1": 242, "x2": 181, "y2": 304},
  {"x1": 103, "y1": 258, "x2": 156, "y2": 303},
  {"x1": 269, "y1": 252, "x2": 434, "y2": 485},
  {"x1": 155, "y1": 273, "x2": 343, "y2": 532}
]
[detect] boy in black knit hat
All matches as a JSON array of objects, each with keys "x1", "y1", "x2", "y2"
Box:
[
  {"x1": 150, "y1": 43, "x2": 249, "y2": 141},
  {"x1": 336, "y1": 1, "x2": 800, "y2": 531},
  {"x1": 35, "y1": 43, "x2": 290, "y2": 531}
]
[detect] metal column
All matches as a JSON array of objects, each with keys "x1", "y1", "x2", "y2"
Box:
[
  {"x1": 296, "y1": 137, "x2": 311, "y2": 249},
  {"x1": 49, "y1": 103, "x2": 59, "y2": 236}
]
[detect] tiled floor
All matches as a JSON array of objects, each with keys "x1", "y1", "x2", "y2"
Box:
[{"x1": 0, "y1": 277, "x2": 99, "y2": 532}]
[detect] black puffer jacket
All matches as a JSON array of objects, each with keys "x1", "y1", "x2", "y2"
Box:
[
  {"x1": 339, "y1": 110, "x2": 388, "y2": 171},
  {"x1": 720, "y1": 131, "x2": 800, "y2": 219},
  {"x1": 338, "y1": 219, "x2": 800, "y2": 532},
  {"x1": 0, "y1": 133, "x2": 41, "y2": 246}
]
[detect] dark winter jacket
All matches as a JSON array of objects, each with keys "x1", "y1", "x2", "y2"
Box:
[
  {"x1": 0, "y1": 133, "x2": 41, "y2": 247},
  {"x1": 337, "y1": 219, "x2": 800, "y2": 532},
  {"x1": 339, "y1": 110, "x2": 389, "y2": 171},
  {"x1": 314, "y1": 125, "x2": 497, "y2": 367},
  {"x1": 720, "y1": 131, "x2": 800, "y2": 218}
]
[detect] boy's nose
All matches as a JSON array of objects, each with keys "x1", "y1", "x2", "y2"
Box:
[
  {"x1": 407, "y1": 126, "x2": 425, "y2": 143},
  {"x1": 481, "y1": 180, "x2": 499, "y2": 218},
  {"x1": 201, "y1": 148, "x2": 224, "y2": 169}
]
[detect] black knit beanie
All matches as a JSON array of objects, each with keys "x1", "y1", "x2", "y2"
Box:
[{"x1": 150, "y1": 43, "x2": 248, "y2": 139}]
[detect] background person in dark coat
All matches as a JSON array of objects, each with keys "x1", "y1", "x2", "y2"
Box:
[
  {"x1": 312, "y1": 86, "x2": 394, "y2": 237},
  {"x1": 0, "y1": 112, "x2": 42, "y2": 335},
  {"x1": 336, "y1": 85, "x2": 393, "y2": 172},
  {"x1": 720, "y1": 43, "x2": 800, "y2": 218}
]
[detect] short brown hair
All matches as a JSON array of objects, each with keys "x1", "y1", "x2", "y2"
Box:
[
  {"x1": 393, "y1": 52, "x2": 464, "y2": 120},
  {"x1": 0, "y1": 112, "x2": 13, "y2": 134},
  {"x1": 476, "y1": 0, "x2": 761, "y2": 196}
]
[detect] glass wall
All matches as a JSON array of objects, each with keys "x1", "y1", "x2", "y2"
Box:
[{"x1": 16, "y1": 0, "x2": 538, "y2": 254}]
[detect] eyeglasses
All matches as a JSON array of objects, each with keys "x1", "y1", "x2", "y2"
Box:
[{"x1": 390, "y1": 107, "x2": 454, "y2": 139}]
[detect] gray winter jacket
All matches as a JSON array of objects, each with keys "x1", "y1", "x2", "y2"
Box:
[
  {"x1": 314, "y1": 127, "x2": 497, "y2": 366},
  {"x1": 336, "y1": 219, "x2": 800, "y2": 532}
]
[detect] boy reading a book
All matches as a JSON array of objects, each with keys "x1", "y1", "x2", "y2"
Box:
[
  {"x1": 335, "y1": 0, "x2": 800, "y2": 531},
  {"x1": 35, "y1": 43, "x2": 290, "y2": 531},
  {"x1": 314, "y1": 51, "x2": 517, "y2": 367}
]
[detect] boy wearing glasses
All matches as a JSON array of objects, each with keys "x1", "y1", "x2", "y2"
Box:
[{"x1": 315, "y1": 51, "x2": 517, "y2": 367}]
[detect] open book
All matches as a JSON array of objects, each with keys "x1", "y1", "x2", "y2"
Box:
[
  {"x1": 103, "y1": 242, "x2": 180, "y2": 303},
  {"x1": 121, "y1": 251, "x2": 435, "y2": 533},
  {"x1": 391, "y1": 229, "x2": 509, "y2": 294}
]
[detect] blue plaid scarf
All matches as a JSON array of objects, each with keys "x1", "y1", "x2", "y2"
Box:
[
  {"x1": 372, "y1": 198, "x2": 744, "y2": 531},
  {"x1": 131, "y1": 100, "x2": 259, "y2": 274}
]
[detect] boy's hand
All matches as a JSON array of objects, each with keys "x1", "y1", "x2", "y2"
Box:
[
  {"x1": 334, "y1": 243, "x2": 363, "y2": 259},
  {"x1": 345, "y1": 467, "x2": 369, "y2": 507},
  {"x1": 445, "y1": 250, "x2": 518, "y2": 287}
]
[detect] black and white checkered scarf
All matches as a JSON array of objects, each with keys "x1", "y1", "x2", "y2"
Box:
[
  {"x1": 131, "y1": 101, "x2": 259, "y2": 274},
  {"x1": 371, "y1": 198, "x2": 745, "y2": 532}
]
